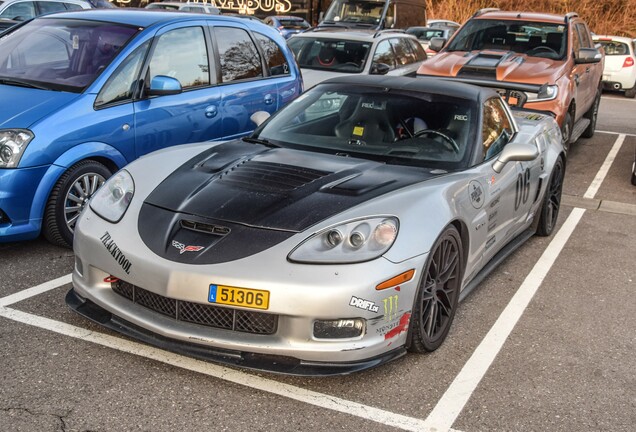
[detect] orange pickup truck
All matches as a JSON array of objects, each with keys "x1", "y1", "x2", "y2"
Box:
[{"x1": 418, "y1": 9, "x2": 604, "y2": 153}]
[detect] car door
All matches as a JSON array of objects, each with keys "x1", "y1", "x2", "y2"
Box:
[
  {"x1": 478, "y1": 98, "x2": 539, "y2": 263},
  {"x1": 571, "y1": 22, "x2": 594, "y2": 121},
  {"x1": 132, "y1": 21, "x2": 222, "y2": 157},
  {"x1": 211, "y1": 25, "x2": 279, "y2": 139}
]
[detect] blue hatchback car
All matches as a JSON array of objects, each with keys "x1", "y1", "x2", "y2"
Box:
[{"x1": 0, "y1": 10, "x2": 302, "y2": 247}]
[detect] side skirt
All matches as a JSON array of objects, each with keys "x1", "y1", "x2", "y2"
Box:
[{"x1": 459, "y1": 226, "x2": 536, "y2": 302}]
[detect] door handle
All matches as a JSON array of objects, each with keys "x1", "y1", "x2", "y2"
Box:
[
  {"x1": 264, "y1": 94, "x2": 274, "y2": 105},
  {"x1": 205, "y1": 105, "x2": 218, "y2": 118}
]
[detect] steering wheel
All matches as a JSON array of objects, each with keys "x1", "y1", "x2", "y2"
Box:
[
  {"x1": 527, "y1": 45, "x2": 558, "y2": 56},
  {"x1": 412, "y1": 129, "x2": 460, "y2": 153}
]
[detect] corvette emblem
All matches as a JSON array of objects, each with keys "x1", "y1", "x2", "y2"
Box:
[{"x1": 171, "y1": 240, "x2": 204, "y2": 254}]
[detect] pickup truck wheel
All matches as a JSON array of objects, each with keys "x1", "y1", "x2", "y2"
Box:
[
  {"x1": 582, "y1": 90, "x2": 600, "y2": 138},
  {"x1": 43, "y1": 160, "x2": 111, "y2": 248},
  {"x1": 561, "y1": 112, "x2": 573, "y2": 155},
  {"x1": 625, "y1": 87, "x2": 636, "y2": 99}
]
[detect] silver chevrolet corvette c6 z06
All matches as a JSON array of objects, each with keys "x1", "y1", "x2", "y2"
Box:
[{"x1": 67, "y1": 75, "x2": 565, "y2": 375}]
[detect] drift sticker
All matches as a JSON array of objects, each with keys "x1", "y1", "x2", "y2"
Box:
[
  {"x1": 100, "y1": 232, "x2": 132, "y2": 274},
  {"x1": 349, "y1": 296, "x2": 379, "y2": 313}
]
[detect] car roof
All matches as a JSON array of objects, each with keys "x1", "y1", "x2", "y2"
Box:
[
  {"x1": 319, "y1": 75, "x2": 498, "y2": 102},
  {"x1": 475, "y1": 11, "x2": 570, "y2": 24},
  {"x1": 36, "y1": 9, "x2": 253, "y2": 27},
  {"x1": 292, "y1": 29, "x2": 412, "y2": 41}
]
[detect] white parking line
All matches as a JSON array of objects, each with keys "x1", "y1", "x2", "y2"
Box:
[
  {"x1": 0, "y1": 273, "x2": 71, "y2": 307},
  {"x1": 0, "y1": 305, "x2": 430, "y2": 432},
  {"x1": 421, "y1": 133, "x2": 625, "y2": 431},
  {"x1": 597, "y1": 130, "x2": 636, "y2": 137}
]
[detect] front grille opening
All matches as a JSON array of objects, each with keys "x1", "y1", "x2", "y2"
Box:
[
  {"x1": 180, "y1": 220, "x2": 230, "y2": 235},
  {"x1": 111, "y1": 281, "x2": 277, "y2": 335},
  {"x1": 0, "y1": 209, "x2": 10, "y2": 225}
]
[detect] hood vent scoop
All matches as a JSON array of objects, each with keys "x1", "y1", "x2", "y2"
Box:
[{"x1": 219, "y1": 160, "x2": 329, "y2": 192}]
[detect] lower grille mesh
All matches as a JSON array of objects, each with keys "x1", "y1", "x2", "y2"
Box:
[{"x1": 112, "y1": 280, "x2": 277, "y2": 335}]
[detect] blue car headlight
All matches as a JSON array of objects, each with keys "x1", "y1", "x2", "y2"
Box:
[
  {"x1": 0, "y1": 129, "x2": 34, "y2": 168},
  {"x1": 288, "y1": 216, "x2": 399, "y2": 264},
  {"x1": 89, "y1": 170, "x2": 134, "y2": 223}
]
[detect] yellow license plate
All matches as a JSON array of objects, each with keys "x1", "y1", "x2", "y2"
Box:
[{"x1": 208, "y1": 284, "x2": 269, "y2": 310}]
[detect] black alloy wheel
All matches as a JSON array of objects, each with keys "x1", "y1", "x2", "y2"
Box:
[
  {"x1": 408, "y1": 225, "x2": 462, "y2": 353},
  {"x1": 561, "y1": 112, "x2": 573, "y2": 155},
  {"x1": 536, "y1": 157, "x2": 565, "y2": 237}
]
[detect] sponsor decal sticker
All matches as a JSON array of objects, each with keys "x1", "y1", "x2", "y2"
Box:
[
  {"x1": 383, "y1": 294, "x2": 399, "y2": 321},
  {"x1": 171, "y1": 240, "x2": 204, "y2": 254},
  {"x1": 469, "y1": 180, "x2": 484, "y2": 209},
  {"x1": 349, "y1": 296, "x2": 379, "y2": 313},
  {"x1": 384, "y1": 312, "x2": 411, "y2": 340},
  {"x1": 100, "y1": 232, "x2": 132, "y2": 274}
]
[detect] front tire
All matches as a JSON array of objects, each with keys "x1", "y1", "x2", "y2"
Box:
[
  {"x1": 43, "y1": 160, "x2": 111, "y2": 248},
  {"x1": 561, "y1": 111, "x2": 573, "y2": 155},
  {"x1": 407, "y1": 225, "x2": 463, "y2": 353},
  {"x1": 581, "y1": 89, "x2": 600, "y2": 138},
  {"x1": 536, "y1": 157, "x2": 565, "y2": 237}
]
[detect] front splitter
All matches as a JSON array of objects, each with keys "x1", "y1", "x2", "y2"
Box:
[{"x1": 65, "y1": 288, "x2": 407, "y2": 376}]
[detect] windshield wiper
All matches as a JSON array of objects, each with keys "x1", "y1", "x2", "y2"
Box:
[
  {"x1": 242, "y1": 136, "x2": 280, "y2": 148},
  {"x1": 0, "y1": 77, "x2": 49, "y2": 90}
]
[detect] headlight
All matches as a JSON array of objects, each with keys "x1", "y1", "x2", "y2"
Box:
[
  {"x1": 89, "y1": 170, "x2": 134, "y2": 223},
  {"x1": 0, "y1": 129, "x2": 34, "y2": 168},
  {"x1": 527, "y1": 84, "x2": 558, "y2": 102},
  {"x1": 288, "y1": 216, "x2": 398, "y2": 264}
]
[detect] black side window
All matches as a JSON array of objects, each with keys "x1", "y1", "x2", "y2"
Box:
[
  {"x1": 575, "y1": 23, "x2": 592, "y2": 48},
  {"x1": 63, "y1": 3, "x2": 84, "y2": 11},
  {"x1": 254, "y1": 32, "x2": 290, "y2": 76},
  {"x1": 147, "y1": 27, "x2": 210, "y2": 90},
  {"x1": 214, "y1": 27, "x2": 263, "y2": 82},
  {"x1": 0, "y1": 2, "x2": 36, "y2": 20},
  {"x1": 408, "y1": 38, "x2": 427, "y2": 61},
  {"x1": 372, "y1": 40, "x2": 396, "y2": 70},
  {"x1": 96, "y1": 41, "x2": 150, "y2": 108},
  {"x1": 390, "y1": 37, "x2": 417, "y2": 66},
  {"x1": 482, "y1": 98, "x2": 514, "y2": 160}
]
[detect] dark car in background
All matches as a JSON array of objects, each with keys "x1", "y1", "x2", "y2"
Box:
[
  {"x1": 264, "y1": 15, "x2": 310, "y2": 39},
  {"x1": 0, "y1": 10, "x2": 302, "y2": 247}
]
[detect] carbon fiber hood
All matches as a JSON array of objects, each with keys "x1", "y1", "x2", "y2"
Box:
[{"x1": 139, "y1": 140, "x2": 432, "y2": 264}]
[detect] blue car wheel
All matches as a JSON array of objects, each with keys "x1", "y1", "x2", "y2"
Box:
[{"x1": 43, "y1": 160, "x2": 111, "y2": 248}]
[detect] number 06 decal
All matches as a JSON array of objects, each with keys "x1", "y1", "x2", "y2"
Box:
[{"x1": 515, "y1": 168, "x2": 531, "y2": 211}]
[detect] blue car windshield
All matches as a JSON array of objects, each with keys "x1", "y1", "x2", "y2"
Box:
[
  {"x1": 254, "y1": 84, "x2": 478, "y2": 170},
  {"x1": 0, "y1": 18, "x2": 139, "y2": 92}
]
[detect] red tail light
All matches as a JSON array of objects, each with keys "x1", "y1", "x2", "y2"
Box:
[{"x1": 624, "y1": 57, "x2": 635, "y2": 68}]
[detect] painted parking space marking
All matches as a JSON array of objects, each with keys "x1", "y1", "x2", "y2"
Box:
[
  {"x1": 0, "y1": 305, "x2": 430, "y2": 432},
  {"x1": 421, "y1": 133, "x2": 625, "y2": 431},
  {"x1": 0, "y1": 273, "x2": 71, "y2": 307}
]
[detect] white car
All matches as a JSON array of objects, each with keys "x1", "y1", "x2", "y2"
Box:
[
  {"x1": 0, "y1": 0, "x2": 91, "y2": 21},
  {"x1": 594, "y1": 35, "x2": 636, "y2": 98},
  {"x1": 145, "y1": 1, "x2": 220, "y2": 14},
  {"x1": 288, "y1": 29, "x2": 427, "y2": 89}
]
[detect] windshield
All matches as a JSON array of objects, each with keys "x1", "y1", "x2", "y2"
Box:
[
  {"x1": 323, "y1": 0, "x2": 385, "y2": 26},
  {"x1": 254, "y1": 84, "x2": 478, "y2": 170},
  {"x1": 596, "y1": 40, "x2": 631, "y2": 56},
  {"x1": 278, "y1": 18, "x2": 310, "y2": 29},
  {"x1": 288, "y1": 37, "x2": 370, "y2": 72},
  {"x1": 0, "y1": 18, "x2": 139, "y2": 92},
  {"x1": 446, "y1": 19, "x2": 568, "y2": 60},
  {"x1": 406, "y1": 28, "x2": 446, "y2": 41}
]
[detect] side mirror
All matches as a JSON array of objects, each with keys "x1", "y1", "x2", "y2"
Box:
[
  {"x1": 148, "y1": 75, "x2": 182, "y2": 96},
  {"x1": 250, "y1": 111, "x2": 270, "y2": 127},
  {"x1": 492, "y1": 143, "x2": 538, "y2": 173},
  {"x1": 370, "y1": 63, "x2": 391, "y2": 75},
  {"x1": 574, "y1": 47, "x2": 602, "y2": 64},
  {"x1": 429, "y1": 37, "x2": 447, "y2": 52}
]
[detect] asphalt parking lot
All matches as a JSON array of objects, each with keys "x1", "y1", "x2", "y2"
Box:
[{"x1": 1, "y1": 94, "x2": 634, "y2": 432}]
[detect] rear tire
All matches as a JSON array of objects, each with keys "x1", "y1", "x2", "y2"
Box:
[
  {"x1": 536, "y1": 157, "x2": 565, "y2": 237},
  {"x1": 631, "y1": 159, "x2": 636, "y2": 186},
  {"x1": 43, "y1": 160, "x2": 111, "y2": 248},
  {"x1": 407, "y1": 225, "x2": 463, "y2": 353},
  {"x1": 625, "y1": 87, "x2": 636, "y2": 99}
]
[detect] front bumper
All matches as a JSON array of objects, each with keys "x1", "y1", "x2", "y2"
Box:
[
  {"x1": 69, "y1": 207, "x2": 427, "y2": 375},
  {"x1": 0, "y1": 165, "x2": 50, "y2": 242}
]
